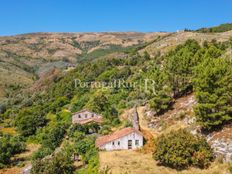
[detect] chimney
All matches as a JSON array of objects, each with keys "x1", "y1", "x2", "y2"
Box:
[{"x1": 131, "y1": 106, "x2": 139, "y2": 130}]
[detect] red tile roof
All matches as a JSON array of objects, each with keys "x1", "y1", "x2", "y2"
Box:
[{"x1": 96, "y1": 127, "x2": 143, "y2": 148}]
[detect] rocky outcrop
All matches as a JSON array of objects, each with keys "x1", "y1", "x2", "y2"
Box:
[
  {"x1": 22, "y1": 165, "x2": 32, "y2": 174},
  {"x1": 208, "y1": 139, "x2": 232, "y2": 162},
  {"x1": 206, "y1": 124, "x2": 232, "y2": 162}
]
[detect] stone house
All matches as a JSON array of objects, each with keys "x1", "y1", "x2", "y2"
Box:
[
  {"x1": 72, "y1": 109, "x2": 103, "y2": 125},
  {"x1": 96, "y1": 127, "x2": 143, "y2": 151}
]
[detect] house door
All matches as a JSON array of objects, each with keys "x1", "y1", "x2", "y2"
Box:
[{"x1": 128, "y1": 140, "x2": 132, "y2": 149}]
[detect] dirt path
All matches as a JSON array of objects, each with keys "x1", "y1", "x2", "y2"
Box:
[{"x1": 137, "y1": 106, "x2": 158, "y2": 137}]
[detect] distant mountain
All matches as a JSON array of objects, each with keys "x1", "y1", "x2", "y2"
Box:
[{"x1": 0, "y1": 32, "x2": 164, "y2": 101}]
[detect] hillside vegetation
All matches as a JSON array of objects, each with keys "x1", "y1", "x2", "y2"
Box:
[
  {"x1": 196, "y1": 23, "x2": 232, "y2": 33},
  {"x1": 0, "y1": 32, "x2": 163, "y2": 103},
  {"x1": 0, "y1": 29, "x2": 232, "y2": 173}
]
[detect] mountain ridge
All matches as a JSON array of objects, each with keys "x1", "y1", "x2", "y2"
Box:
[{"x1": 1, "y1": 30, "x2": 232, "y2": 104}]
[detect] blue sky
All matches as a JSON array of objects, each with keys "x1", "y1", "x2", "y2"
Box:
[{"x1": 1, "y1": 0, "x2": 232, "y2": 36}]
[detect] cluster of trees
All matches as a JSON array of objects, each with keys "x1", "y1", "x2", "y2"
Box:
[
  {"x1": 164, "y1": 39, "x2": 201, "y2": 97},
  {"x1": 0, "y1": 134, "x2": 26, "y2": 168},
  {"x1": 31, "y1": 125, "x2": 99, "y2": 174},
  {"x1": 196, "y1": 23, "x2": 232, "y2": 33},
  {"x1": 152, "y1": 39, "x2": 232, "y2": 170},
  {"x1": 74, "y1": 136, "x2": 99, "y2": 174},
  {"x1": 32, "y1": 122, "x2": 68, "y2": 160},
  {"x1": 194, "y1": 57, "x2": 232, "y2": 130},
  {"x1": 154, "y1": 129, "x2": 214, "y2": 169},
  {"x1": 14, "y1": 107, "x2": 47, "y2": 136},
  {"x1": 152, "y1": 39, "x2": 232, "y2": 130}
]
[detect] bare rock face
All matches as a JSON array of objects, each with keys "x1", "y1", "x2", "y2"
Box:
[
  {"x1": 22, "y1": 165, "x2": 32, "y2": 174},
  {"x1": 206, "y1": 124, "x2": 232, "y2": 162},
  {"x1": 183, "y1": 116, "x2": 196, "y2": 125},
  {"x1": 210, "y1": 139, "x2": 232, "y2": 162}
]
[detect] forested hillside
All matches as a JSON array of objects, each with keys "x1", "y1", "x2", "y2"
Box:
[
  {"x1": 1, "y1": 30, "x2": 232, "y2": 174},
  {"x1": 196, "y1": 23, "x2": 232, "y2": 33}
]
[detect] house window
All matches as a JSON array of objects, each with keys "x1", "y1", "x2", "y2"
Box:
[
  {"x1": 78, "y1": 115, "x2": 81, "y2": 118},
  {"x1": 92, "y1": 114, "x2": 94, "y2": 117},
  {"x1": 112, "y1": 141, "x2": 115, "y2": 145},
  {"x1": 135, "y1": 140, "x2": 139, "y2": 146},
  {"x1": 85, "y1": 114, "x2": 87, "y2": 118},
  {"x1": 118, "y1": 141, "x2": 120, "y2": 146}
]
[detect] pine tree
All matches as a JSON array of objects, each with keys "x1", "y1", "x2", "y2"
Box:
[
  {"x1": 193, "y1": 57, "x2": 232, "y2": 130},
  {"x1": 165, "y1": 39, "x2": 201, "y2": 97}
]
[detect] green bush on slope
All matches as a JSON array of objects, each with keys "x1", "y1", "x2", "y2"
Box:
[
  {"x1": 0, "y1": 134, "x2": 26, "y2": 168},
  {"x1": 154, "y1": 129, "x2": 214, "y2": 169}
]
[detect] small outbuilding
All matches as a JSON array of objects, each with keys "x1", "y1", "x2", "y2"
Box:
[{"x1": 96, "y1": 127, "x2": 143, "y2": 151}]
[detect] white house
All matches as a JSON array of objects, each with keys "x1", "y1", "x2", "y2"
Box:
[
  {"x1": 96, "y1": 127, "x2": 143, "y2": 151},
  {"x1": 72, "y1": 109, "x2": 103, "y2": 125}
]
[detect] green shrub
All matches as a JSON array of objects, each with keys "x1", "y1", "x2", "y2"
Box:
[
  {"x1": 154, "y1": 129, "x2": 214, "y2": 169},
  {"x1": 32, "y1": 147, "x2": 53, "y2": 160},
  {"x1": 112, "y1": 118, "x2": 121, "y2": 126},
  {"x1": 99, "y1": 124, "x2": 111, "y2": 135},
  {"x1": 74, "y1": 136, "x2": 99, "y2": 174},
  {"x1": 0, "y1": 134, "x2": 26, "y2": 167},
  {"x1": 32, "y1": 123, "x2": 67, "y2": 160},
  {"x1": 15, "y1": 107, "x2": 47, "y2": 136},
  {"x1": 41, "y1": 123, "x2": 66, "y2": 150},
  {"x1": 31, "y1": 151, "x2": 74, "y2": 174}
]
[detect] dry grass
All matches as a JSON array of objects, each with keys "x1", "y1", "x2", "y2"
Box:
[
  {"x1": 99, "y1": 150, "x2": 230, "y2": 174},
  {"x1": 16, "y1": 143, "x2": 40, "y2": 159},
  {"x1": 0, "y1": 127, "x2": 17, "y2": 135},
  {"x1": 0, "y1": 86, "x2": 5, "y2": 99},
  {"x1": 0, "y1": 167, "x2": 21, "y2": 174}
]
